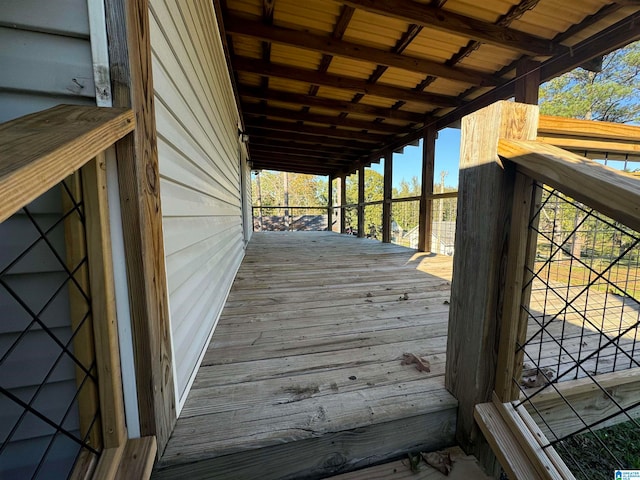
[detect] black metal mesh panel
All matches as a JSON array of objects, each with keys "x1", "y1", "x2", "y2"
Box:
[
  {"x1": 0, "y1": 176, "x2": 102, "y2": 479},
  {"x1": 515, "y1": 184, "x2": 640, "y2": 479}
]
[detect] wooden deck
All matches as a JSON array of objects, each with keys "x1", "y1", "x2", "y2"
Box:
[{"x1": 154, "y1": 232, "x2": 458, "y2": 479}]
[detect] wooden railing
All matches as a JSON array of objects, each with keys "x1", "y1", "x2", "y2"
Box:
[
  {"x1": 0, "y1": 105, "x2": 156, "y2": 479},
  {"x1": 447, "y1": 101, "x2": 640, "y2": 479}
]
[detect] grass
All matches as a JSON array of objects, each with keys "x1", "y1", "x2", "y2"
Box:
[
  {"x1": 557, "y1": 421, "x2": 640, "y2": 479},
  {"x1": 534, "y1": 257, "x2": 640, "y2": 299}
]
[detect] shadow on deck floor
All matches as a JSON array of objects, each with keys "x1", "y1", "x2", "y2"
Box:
[{"x1": 154, "y1": 232, "x2": 457, "y2": 479}]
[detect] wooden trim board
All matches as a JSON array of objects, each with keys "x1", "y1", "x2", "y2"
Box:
[{"x1": 0, "y1": 105, "x2": 134, "y2": 222}]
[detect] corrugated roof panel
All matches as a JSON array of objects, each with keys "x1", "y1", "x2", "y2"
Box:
[
  {"x1": 343, "y1": 9, "x2": 409, "y2": 50},
  {"x1": 377, "y1": 67, "x2": 426, "y2": 90},
  {"x1": 270, "y1": 44, "x2": 323, "y2": 70},
  {"x1": 326, "y1": 56, "x2": 378, "y2": 80},
  {"x1": 237, "y1": 72, "x2": 262, "y2": 86},
  {"x1": 315, "y1": 85, "x2": 359, "y2": 102},
  {"x1": 274, "y1": 0, "x2": 341, "y2": 34},
  {"x1": 231, "y1": 36, "x2": 262, "y2": 58},
  {"x1": 268, "y1": 77, "x2": 312, "y2": 94},
  {"x1": 443, "y1": 0, "x2": 513, "y2": 22},
  {"x1": 226, "y1": 0, "x2": 262, "y2": 18},
  {"x1": 404, "y1": 28, "x2": 470, "y2": 62}
]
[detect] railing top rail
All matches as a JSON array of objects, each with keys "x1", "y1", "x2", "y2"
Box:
[
  {"x1": 537, "y1": 115, "x2": 640, "y2": 160},
  {"x1": 0, "y1": 105, "x2": 135, "y2": 223},
  {"x1": 499, "y1": 138, "x2": 640, "y2": 233}
]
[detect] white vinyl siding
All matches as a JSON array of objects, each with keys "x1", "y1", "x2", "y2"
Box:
[
  {"x1": 0, "y1": 3, "x2": 94, "y2": 475},
  {"x1": 149, "y1": 0, "x2": 246, "y2": 404}
]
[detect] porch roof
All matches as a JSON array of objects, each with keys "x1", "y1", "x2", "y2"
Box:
[{"x1": 215, "y1": 0, "x2": 640, "y2": 176}]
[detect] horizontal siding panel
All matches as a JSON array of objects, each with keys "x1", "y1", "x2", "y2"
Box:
[
  {"x1": 151, "y1": 0, "x2": 247, "y2": 404},
  {"x1": 0, "y1": 0, "x2": 89, "y2": 37},
  {"x1": 0, "y1": 215, "x2": 67, "y2": 274},
  {"x1": 166, "y1": 228, "x2": 242, "y2": 302},
  {"x1": 157, "y1": 134, "x2": 239, "y2": 206},
  {"x1": 163, "y1": 216, "x2": 241, "y2": 257},
  {"x1": 0, "y1": 432, "x2": 80, "y2": 479},
  {"x1": 1, "y1": 272, "x2": 73, "y2": 333},
  {"x1": 0, "y1": 327, "x2": 76, "y2": 390},
  {"x1": 160, "y1": 179, "x2": 241, "y2": 217},
  {"x1": 0, "y1": 27, "x2": 94, "y2": 98},
  {"x1": 0, "y1": 91, "x2": 94, "y2": 123},
  {"x1": 0, "y1": 381, "x2": 81, "y2": 442}
]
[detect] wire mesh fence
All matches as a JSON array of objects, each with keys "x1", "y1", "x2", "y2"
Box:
[
  {"x1": 252, "y1": 206, "x2": 330, "y2": 231},
  {"x1": 514, "y1": 183, "x2": 640, "y2": 479}
]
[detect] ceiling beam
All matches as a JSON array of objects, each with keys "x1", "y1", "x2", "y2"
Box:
[
  {"x1": 225, "y1": 15, "x2": 500, "y2": 86},
  {"x1": 251, "y1": 146, "x2": 361, "y2": 161},
  {"x1": 246, "y1": 126, "x2": 383, "y2": 149},
  {"x1": 233, "y1": 57, "x2": 463, "y2": 107},
  {"x1": 242, "y1": 103, "x2": 408, "y2": 133},
  {"x1": 342, "y1": 0, "x2": 558, "y2": 57},
  {"x1": 239, "y1": 85, "x2": 428, "y2": 122},
  {"x1": 251, "y1": 151, "x2": 350, "y2": 166},
  {"x1": 249, "y1": 137, "x2": 368, "y2": 157},
  {"x1": 250, "y1": 160, "x2": 336, "y2": 175},
  {"x1": 363, "y1": 10, "x2": 640, "y2": 162},
  {"x1": 246, "y1": 119, "x2": 390, "y2": 142}
]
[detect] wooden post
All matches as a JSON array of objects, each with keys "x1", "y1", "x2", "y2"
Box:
[
  {"x1": 357, "y1": 165, "x2": 365, "y2": 237},
  {"x1": 382, "y1": 152, "x2": 392, "y2": 243},
  {"x1": 104, "y1": 0, "x2": 176, "y2": 452},
  {"x1": 327, "y1": 175, "x2": 333, "y2": 232},
  {"x1": 445, "y1": 101, "x2": 539, "y2": 464},
  {"x1": 418, "y1": 128, "x2": 436, "y2": 252},
  {"x1": 339, "y1": 174, "x2": 347, "y2": 233},
  {"x1": 82, "y1": 153, "x2": 127, "y2": 449},
  {"x1": 515, "y1": 58, "x2": 540, "y2": 105},
  {"x1": 256, "y1": 171, "x2": 263, "y2": 231},
  {"x1": 283, "y1": 171, "x2": 290, "y2": 230}
]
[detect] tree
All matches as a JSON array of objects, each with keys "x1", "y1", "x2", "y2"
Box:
[
  {"x1": 539, "y1": 41, "x2": 640, "y2": 123},
  {"x1": 344, "y1": 169, "x2": 384, "y2": 233}
]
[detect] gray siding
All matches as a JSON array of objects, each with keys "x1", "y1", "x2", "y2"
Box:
[
  {"x1": 149, "y1": 0, "x2": 246, "y2": 403},
  {"x1": 0, "y1": 1, "x2": 95, "y2": 477}
]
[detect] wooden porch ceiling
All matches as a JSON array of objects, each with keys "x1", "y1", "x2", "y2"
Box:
[{"x1": 215, "y1": 0, "x2": 640, "y2": 177}]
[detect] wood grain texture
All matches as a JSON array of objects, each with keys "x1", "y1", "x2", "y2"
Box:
[
  {"x1": 499, "y1": 139, "x2": 640, "y2": 233},
  {"x1": 419, "y1": 128, "x2": 436, "y2": 252},
  {"x1": 104, "y1": 0, "x2": 176, "y2": 453},
  {"x1": 155, "y1": 232, "x2": 458, "y2": 479},
  {"x1": 446, "y1": 101, "x2": 539, "y2": 459},
  {"x1": 342, "y1": 0, "x2": 556, "y2": 56},
  {"x1": 224, "y1": 15, "x2": 498, "y2": 86},
  {"x1": 328, "y1": 446, "x2": 492, "y2": 479},
  {"x1": 523, "y1": 368, "x2": 640, "y2": 440},
  {"x1": 116, "y1": 436, "x2": 157, "y2": 479},
  {"x1": 0, "y1": 105, "x2": 134, "y2": 223},
  {"x1": 494, "y1": 172, "x2": 536, "y2": 402},
  {"x1": 62, "y1": 171, "x2": 102, "y2": 451},
  {"x1": 82, "y1": 154, "x2": 126, "y2": 448}
]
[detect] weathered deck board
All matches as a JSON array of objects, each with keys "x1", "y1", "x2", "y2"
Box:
[{"x1": 154, "y1": 232, "x2": 458, "y2": 479}]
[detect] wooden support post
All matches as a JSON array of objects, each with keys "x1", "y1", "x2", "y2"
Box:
[
  {"x1": 82, "y1": 154, "x2": 127, "y2": 448},
  {"x1": 328, "y1": 175, "x2": 333, "y2": 232},
  {"x1": 339, "y1": 174, "x2": 347, "y2": 233},
  {"x1": 382, "y1": 152, "x2": 392, "y2": 243},
  {"x1": 515, "y1": 58, "x2": 540, "y2": 105},
  {"x1": 104, "y1": 0, "x2": 176, "y2": 452},
  {"x1": 445, "y1": 101, "x2": 539, "y2": 464},
  {"x1": 357, "y1": 165, "x2": 365, "y2": 237},
  {"x1": 418, "y1": 128, "x2": 436, "y2": 252}
]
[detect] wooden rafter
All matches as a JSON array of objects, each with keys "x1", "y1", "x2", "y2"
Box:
[
  {"x1": 250, "y1": 146, "x2": 361, "y2": 161},
  {"x1": 246, "y1": 118, "x2": 389, "y2": 142},
  {"x1": 246, "y1": 126, "x2": 382, "y2": 149},
  {"x1": 233, "y1": 57, "x2": 462, "y2": 107},
  {"x1": 238, "y1": 86, "x2": 428, "y2": 122},
  {"x1": 225, "y1": 15, "x2": 499, "y2": 86},
  {"x1": 242, "y1": 103, "x2": 407, "y2": 133},
  {"x1": 248, "y1": 137, "x2": 367, "y2": 156},
  {"x1": 342, "y1": 0, "x2": 558, "y2": 56}
]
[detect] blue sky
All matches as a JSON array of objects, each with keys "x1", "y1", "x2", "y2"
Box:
[{"x1": 369, "y1": 127, "x2": 462, "y2": 189}]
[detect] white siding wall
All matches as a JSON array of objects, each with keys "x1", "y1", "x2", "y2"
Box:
[
  {"x1": 149, "y1": 0, "x2": 246, "y2": 404},
  {"x1": 0, "y1": 1, "x2": 95, "y2": 477}
]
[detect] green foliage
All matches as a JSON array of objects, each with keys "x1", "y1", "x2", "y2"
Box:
[
  {"x1": 344, "y1": 169, "x2": 384, "y2": 231},
  {"x1": 539, "y1": 41, "x2": 640, "y2": 123},
  {"x1": 251, "y1": 171, "x2": 327, "y2": 208}
]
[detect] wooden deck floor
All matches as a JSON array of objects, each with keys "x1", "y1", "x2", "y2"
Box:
[{"x1": 154, "y1": 232, "x2": 458, "y2": 479}]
